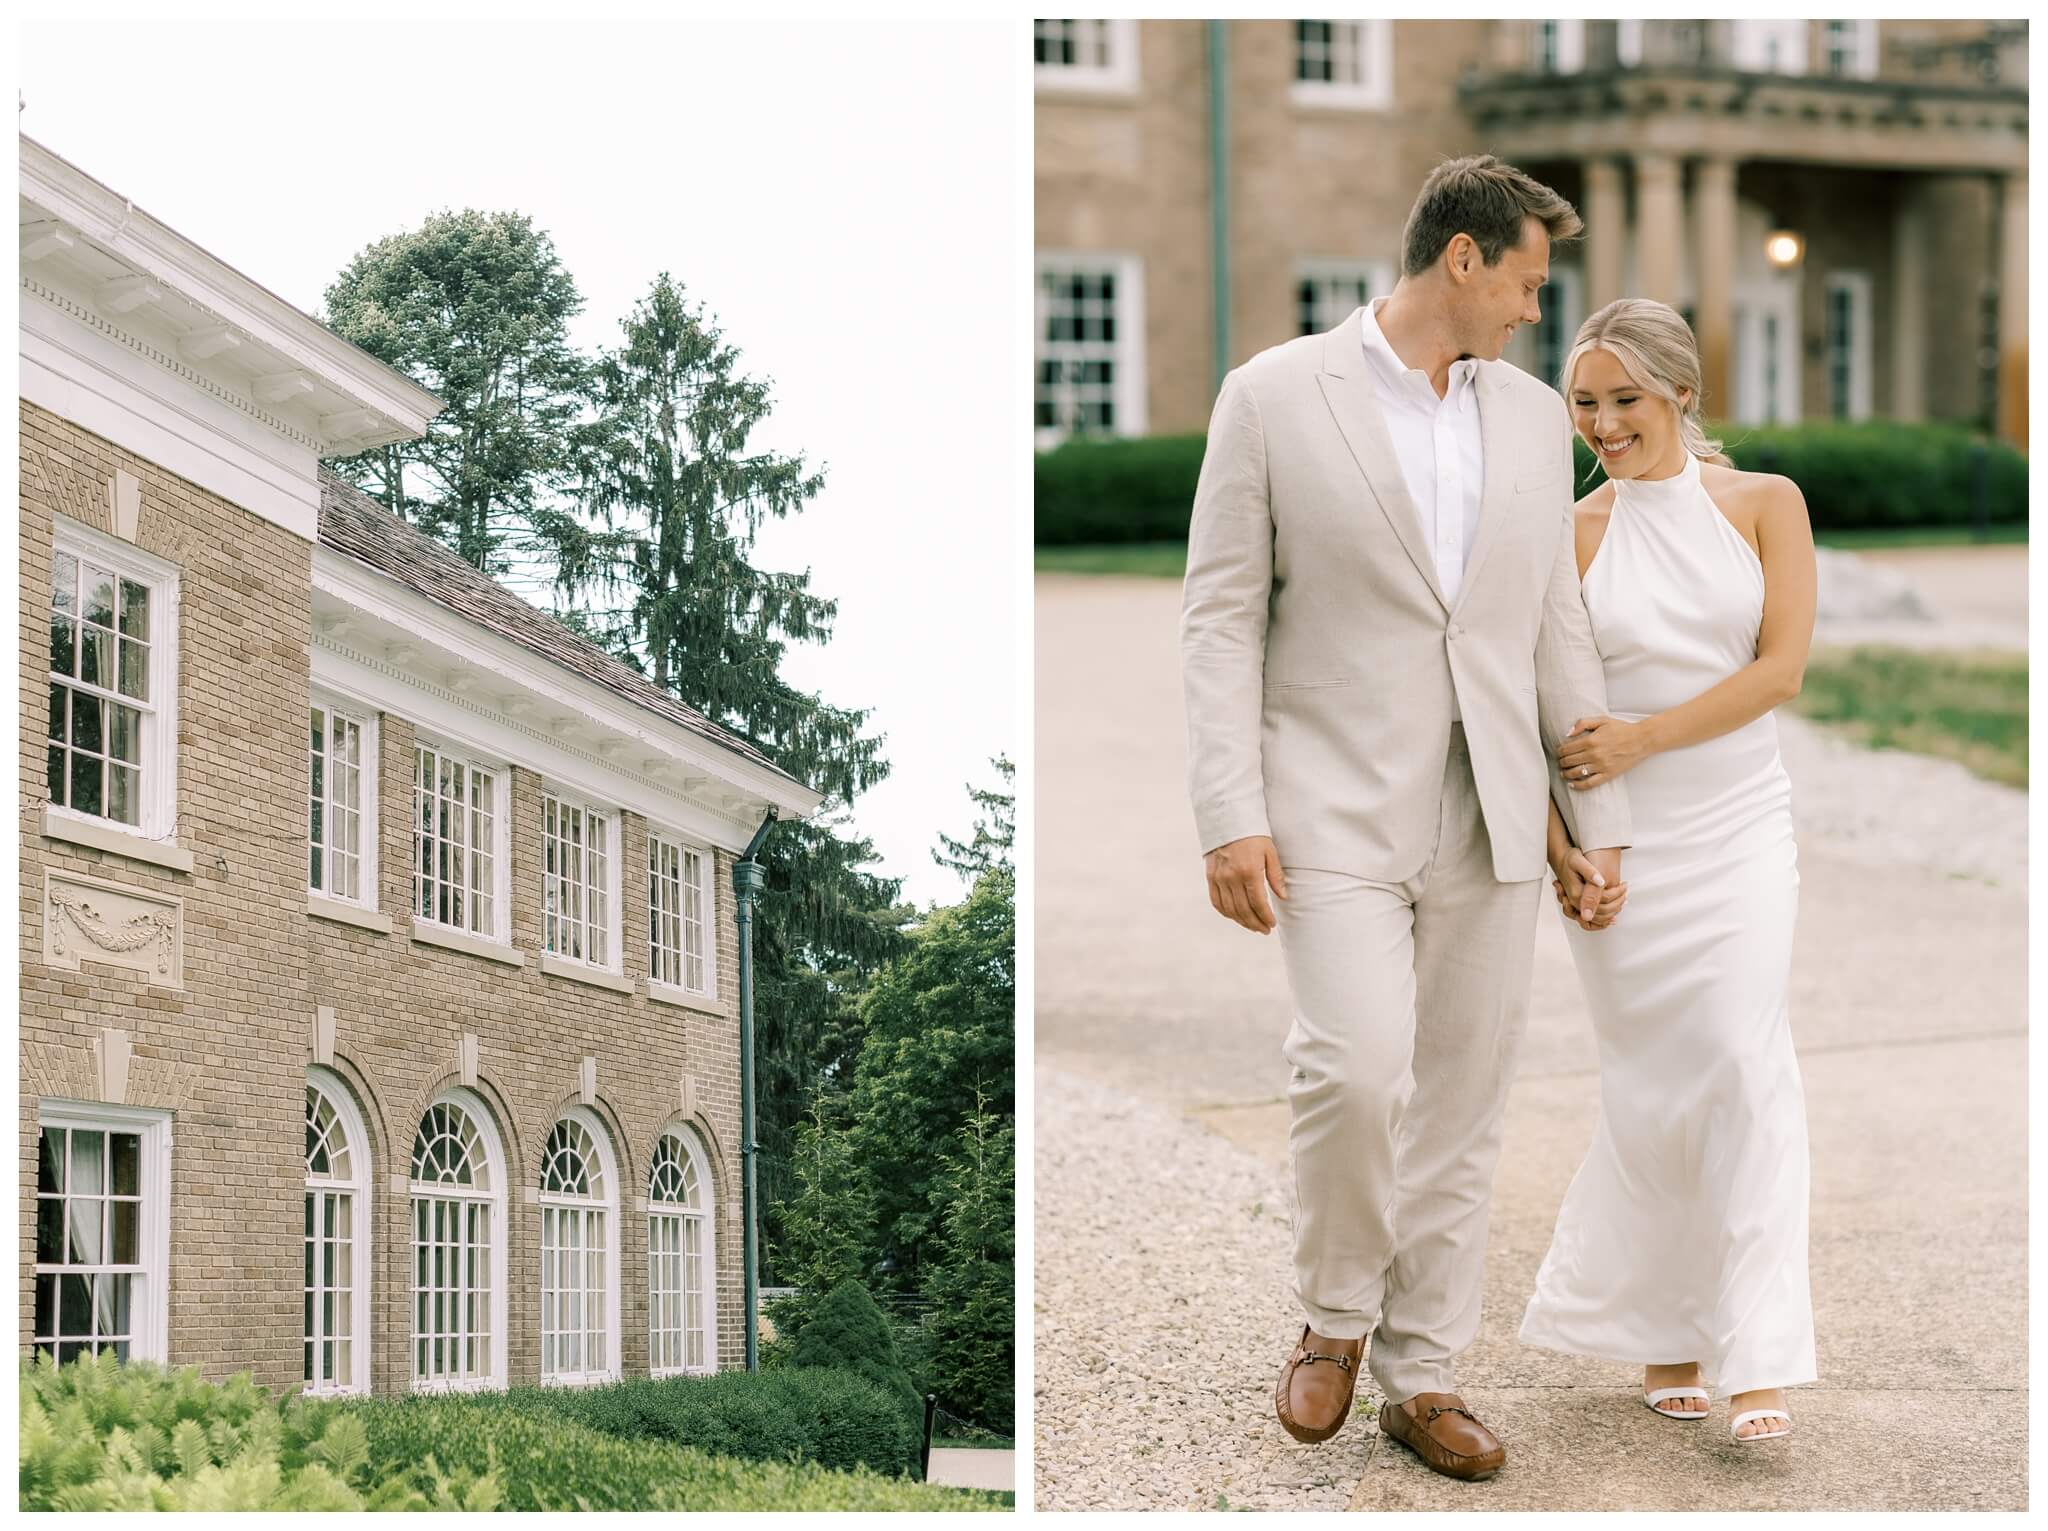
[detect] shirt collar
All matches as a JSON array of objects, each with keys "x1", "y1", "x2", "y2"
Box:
[{"x1": 1360, "y1": 296, "x2": 1478, "y2": 406}]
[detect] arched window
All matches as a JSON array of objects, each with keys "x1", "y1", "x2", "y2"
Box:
[
  {"x1": 538, "y1": 1109, "x2": 620, "y2": 1384},
  {"x1": 648, "y1": 1126, "x2": 716, "y2": 1376},
  {"x1": 409, "y1": 1090, "x2": 506, "y2": 1390},
  {"x1": 304, "y1": 1070, "x2": 371, "y2": 1395}
]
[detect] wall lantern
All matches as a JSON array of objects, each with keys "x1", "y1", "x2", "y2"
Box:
[{"x1": 1765, "y1": 230, "x2": 1805, "y2": 270}]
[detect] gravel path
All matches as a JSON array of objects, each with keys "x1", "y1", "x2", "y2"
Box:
[{"x1": 1033, "y1": 1069, "x2": 1358, "y2": 1512}]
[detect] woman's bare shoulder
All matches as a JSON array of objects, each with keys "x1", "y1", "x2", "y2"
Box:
[{"x1": 1574, "y1": 479, "x2": 1617, "y2": 517}]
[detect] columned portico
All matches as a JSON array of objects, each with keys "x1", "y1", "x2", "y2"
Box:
[
  {"x1": 1890, "y1": 179, "x2": 1928, "y2": 421},
  {"x1": 1632, "y1": 152, "x2": 1683, "y2": 310},
  {"x1": 1583, "y1": 158, "x2": 1625, "y2": 313},
  {"x1": 1692, "y1": 157, "x2": 1737, "y2": 418}
]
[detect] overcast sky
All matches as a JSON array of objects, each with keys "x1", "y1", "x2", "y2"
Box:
[{"x1": 21, "y1": 15, "x2": 1017, "y2": 908}]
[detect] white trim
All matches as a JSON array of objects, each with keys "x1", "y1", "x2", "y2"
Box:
[
  {"x1": 40, "y1": 806, "x2": 194, "y2": 873},
  {"x1": 308, "y1": 693, "x2": 379, "y2": 910},
  {"x1": 21, "y1": 136, "x2": 441, "y2": 446},
  {"x1": 647, "y1": 826, "x2": 719, "y2": 1004},
  {"x1": 311, "y1": 549, "x2": 819, "y2": 824},
  {"x1": 411, "y1": 734, "x2": 510, "y2": 945},
  {"x1": 35, "y1": 1100, "x2": 173, "y2": 1365},
  {"x1": 537, "y1": 1106, "x2": 624, "y2": 1387},
  {"x1": 1294, "y1": 260, "x2": 1394, "y2": 338},
  {"x1": 540, "y1": 785, "x2": 622, "y2": 976},
  {"x1": 646, "y1": 980, "x2": 727, "y2": 1017},
  {"x1": 1033, "y1": 18, "x2": 1138, "y2": 96},
  {"x1": 307, "y1": 893, "x2": 394, "y2": 934},
  {"x1": 539, "y1": 954, "x2": 633, "y2": 995},
  {"x1": 1533, "y1": 19, "x2": 1585, "y2": 74},
  {"x1": 648, "y1": 1122, "x2": 718, "y2": 1377},
  {"x1": 1034, "y1": 250, "x2": 1147, "y2": 449},
  {"x1": 47, "y1": 516, "x2": 181, "y2": 844},
  {"x1": 1824, "y1": 270, "x2": 1875, "y2": 422},
  {"x1": 1288, "y1": 20, "x2": 1393, "y2": 111},
  {"x1": 408, "y1": 918, "x2": 526, "y2": 968},
  {"x1": 408, "y1": 1087, "x2": 509, "y2": 1392},
  {"x1": 21, "y1": 284, "x2": 322, "y2": 541},
  {"x1": 304, "y1": 1068, "x2": 373, "y2": 1398}
]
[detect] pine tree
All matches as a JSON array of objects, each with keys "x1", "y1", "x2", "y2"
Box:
[
  {"x1": 921, "y1": 1101, "x2": 1015, "y2": 1431},
  {"x1": 933, "y1": 756, "x2": 1016, "y2": 882}
]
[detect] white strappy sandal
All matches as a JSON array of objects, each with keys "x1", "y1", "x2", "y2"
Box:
[
  {"x1": 1729, "y1": 1407, "x2": 1793, "y2": 1443},
  {"x1": 1642, "y1": 1386, "x2": 1711, "y2": 1421}
]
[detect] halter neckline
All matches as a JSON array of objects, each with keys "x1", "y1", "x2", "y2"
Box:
[{"x1": 1610, "y1": 448, "x2": 1702, "y2": 509}]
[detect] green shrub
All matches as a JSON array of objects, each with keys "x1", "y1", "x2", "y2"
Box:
[
  {"x1": 1036, "y1": 420, "x2": 2025, "y2": 545},
  {"x1": 492, "y1": 1367, "x2": 919, "y2": 1478},
  {"x1": 18, "y1": 1354, "x2": 996, "y2": 1512},
  {"x1": 788, "y1": 1279, "x2": 924, "y2": 1429}
]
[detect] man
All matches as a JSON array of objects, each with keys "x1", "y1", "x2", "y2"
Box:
[{"x1": 1179, "y1": 155, "x2": 1631, "y2": 1481}]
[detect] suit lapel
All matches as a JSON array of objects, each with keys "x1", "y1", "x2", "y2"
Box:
[
  {"x1": 1454, "y1": 362, "x2": 1519, "y2": 619},
  {"x1": 1314, "y1": 311, "x2": 1449, "y2": 614}
]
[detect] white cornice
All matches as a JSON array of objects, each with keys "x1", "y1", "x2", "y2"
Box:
[
  {"x1": 20, "y1": 135, "x2": 443, "y2": 452},
  {"x1": 311, "y1": 546, "x2": 822, "y2": 825}
]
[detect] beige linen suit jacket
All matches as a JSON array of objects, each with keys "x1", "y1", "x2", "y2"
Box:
[{"x1": 1180, "y1": 310, "x2": 1631, "y2": 884}]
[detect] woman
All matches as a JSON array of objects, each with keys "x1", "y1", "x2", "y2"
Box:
[{"x1": 1517, "y1": 298, "x2": 1818, "y2": 1444}]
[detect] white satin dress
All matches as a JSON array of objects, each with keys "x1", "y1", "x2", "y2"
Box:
[{"x1": 1518, "y1": 450, "x2": 1816, "y2": 1400}]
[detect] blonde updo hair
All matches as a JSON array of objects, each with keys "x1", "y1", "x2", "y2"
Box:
[{"x1": 1561, "y1": 298, "x2": 1732, "y2": 468}]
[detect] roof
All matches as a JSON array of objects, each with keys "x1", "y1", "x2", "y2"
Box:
[{"x1": 316, "y1": 469, "x2": 804, "y2": 788}]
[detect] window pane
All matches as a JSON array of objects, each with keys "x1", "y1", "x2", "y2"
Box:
[
  {"x1": 79, "y1": 626, "x2": 110, "y2": 690},
  {"x1": 110, "y1": 1132, "x2": 140, "y2": 1195},
  {"x1": 34, "y1": 1275, "x2": 55, "y2": 1341},
  {"x1": 69, "y1": 752, "x2": 102, "y2": 817},
  {"x1": 120, "y1": 579, "x2": 149, "y2": 638},
  {"x1": 39, "y1": 1129, "x2": 65, "y2": 1194},
  {"x1": 84, "y1": 568, "x2": 114, "y2": 630},
  {"x1": 117, "y1": 638, "x2": 148, "y2": 701},
  {"x1": 60, "y1": 1273, "x2": 93, "y2": 1336},
  {"x1": 37, "y1": 1198, "x2": 64, "y2": 1263},
  {"x1": 48, "y1": 746, "x2": 66, "y2": 808},
  {"x1": 50, "y1": 615, "x2": 76, "y2": 677},
  {"x1": 71, "y1": 692, "x2": 103, "y2": 754},
  {"x1": 52, "y1": 552, "x2": 77, "y2": 613},
  {"x1": 108, "y1": 766, "x2": 139, "y2": 827},
  {"x1": 70, "y1": 1130, "x2": 104, "y2": 1196},
  {"x1": 110, "y1": 705, "x2": 141, "y2": 766},
  {"x1": 67, "y1": 1197, "x2": 102, "y2": 1265},
  {"x1": 111, "y1": 1201, "x2": 138, "y2": 1264}
]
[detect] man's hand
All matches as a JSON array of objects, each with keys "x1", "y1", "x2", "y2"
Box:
[
  {"x1": 1551, "y1": 845, "x2": 1626, "y2": 930},
  {"x1": 1205, "y1": 835, "x2": 1288, "y2": 935}
]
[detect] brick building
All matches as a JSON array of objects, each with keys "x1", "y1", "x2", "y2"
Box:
[
  {"x1": 1035, "y1": 18, "x2": 2028, "y2": 449},
  {"x1": 19, "y1": 136, "x2": 820, "y2": 1397}
]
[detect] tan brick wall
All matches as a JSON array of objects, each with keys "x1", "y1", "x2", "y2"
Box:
[{"x1": 21, "y1": 400, "x2": 752, "y2": 1395}]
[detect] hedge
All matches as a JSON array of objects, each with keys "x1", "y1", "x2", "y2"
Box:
[
  {"x1": 1035, "y1": 419, "x2": 2026, "y2": 545},
  {"x1": 18, "y1": 1354, "x2": 992, "y2": 1513},
  {"x1": 485, "y1": 1366, "x2": 920, "y2": 1479}
]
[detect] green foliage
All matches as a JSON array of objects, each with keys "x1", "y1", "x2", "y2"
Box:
[
  {"x1": 934, "y1": 755, "x2": 1016, "y2": 883},
  {"x1": 1035, "y1": 421, "x2": 2028, "y2": 545},
  {"x1": 921, "y1": 1103, "x2": 1017, "y2": 1432},
  {"x1": 767, "y1": 1089, "x2": 876, "y2": 1338},
  {"x1": 1792, "y1": 644, "x2": 2028, "y2": 789},
  {"x1": 787, "y1": 1279, "x2": 924, "y2": 1433},
  {"x1": 850, "y1": 868, "x2": 1016, "y2": 1280},
  {"x1": 323, "y1": 209, "x2": 591, "y2": 575},
  {"x1": 18, "y1": 1354, "x2": 992, "y2": 1512},
  {"x1": 491, "y1": 1366, "x2": 918, "y2": 1479}
]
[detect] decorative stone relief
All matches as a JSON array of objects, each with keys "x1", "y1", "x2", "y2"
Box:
[{"x1": 43, "y1": 870, "x2": 183, "y2": 988}]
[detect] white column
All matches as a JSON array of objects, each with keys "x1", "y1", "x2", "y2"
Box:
[
  {"x1": 1633, "y1": 152, "x2": 1683, "y2": 310},
  {"x1": 1584, "y1": 158, "x2": 1625, "y2": 314},
  {"x1": 1998, "y1": 173, "x2": 2026, "y2": 449},
  {"x1": 1890, "y1": 177, "x2": 1927, "y2": 422},
  {"x1": 1693, "y1": 157, "x2": 1737, "y2": 420}
]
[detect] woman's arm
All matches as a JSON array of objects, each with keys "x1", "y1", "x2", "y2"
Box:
[{"x1": 1560, "y1": 476, "x2": 1817, "y2": 789}]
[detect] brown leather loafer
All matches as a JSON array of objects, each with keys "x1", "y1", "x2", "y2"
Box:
[
  {"x1": 1377, "y1": 1393, "x2": 1506, "y2": 1480},
  {"x1": 1274, "y1": 1325, "x2": 1365, "y2": 1444}
]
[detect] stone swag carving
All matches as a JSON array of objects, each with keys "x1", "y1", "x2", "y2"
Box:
[{"x1": 47, "y1": 885, "x2": 178, "y2": 976}]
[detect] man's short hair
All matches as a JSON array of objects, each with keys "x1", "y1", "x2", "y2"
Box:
[{"x1": 1399, "y1": 155, "x2": 1583, "y2": 278}]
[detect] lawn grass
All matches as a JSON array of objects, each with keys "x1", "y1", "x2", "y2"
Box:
[
  {"x1": 1790, "y1": 645, "x2": 2027, "y2": 788},
  {"x1": 1036, "y1": 525, "x2": 2024, "y2": 580}
]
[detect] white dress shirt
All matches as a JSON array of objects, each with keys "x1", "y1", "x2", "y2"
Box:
[{"x1": 1358, "y1": 296, "x2": 1485, "y2": 719}]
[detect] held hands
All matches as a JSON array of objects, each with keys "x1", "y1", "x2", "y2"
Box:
[
  {"x1": 1205, "y1": 835, "x2": 1288, "y2": 935},
  {"x1": 1558, "y1": 716, "x2": 1649, "y2": 790},
  {"x1": 1551, "y1": 845, "x2": 1626, "y2": 931}
]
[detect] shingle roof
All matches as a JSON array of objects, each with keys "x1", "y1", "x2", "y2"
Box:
[{"x1": 316, "y1": 469, "x2": 802, "y2": 788}]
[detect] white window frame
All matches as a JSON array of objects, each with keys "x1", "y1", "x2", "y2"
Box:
[
  {"x1": 540, "y1": 788, "x2": 619, "y2": 972},
  {"x1": 538, "y1": 1108, "x2": 622, "y2": 1388},
  {"x1": 1732, "y1": 20, "x2": 1809, "y2": 76},
  {"x1": 304, "y1": 1069, "x2": 372, "y2": 1397},
  {"x1": 1294, "y1": 259, "x2": 1393, "y2": 338},
  {"x1": 1532, "y1": 19, "x2": 1585, "y2": 74},
  {"x1": 1824, "y1": 270, "x2": 1874, "y2": 422},
  {"x1": 648, "y1": 1125, "x2": 718, "y2": 1378},
  {"x1": 1289, "y1": 20, "x2": 1393, "y2": 110},
  {"x1": 46, "y1": 518, "x2": 180, "y2": 844},
  {"x1": 648, "y1": 828, "x2": 718, "y2": 1003},
  {"x1": 34, "y1": 1100, "x2": 172, "y2": 1366},
  {"x1": 1033, "y1": 18, "x2": 1138, "y2": 95},
  {"x1": 1035, "y1": 251, "x2": 1147, "y2": 450},
  {"x1": 412, "y1": 735, "x2": 509, "y2": 945},
  {"x1": 309, "y1": 695, "x2": 378, "y2": 909},
  {"x1": 1821, "y1": 19, "x2": 1877, "y2": 79},
  {"x1": 408, "y1": 1088, "x2": 508, "y2": 1393}
]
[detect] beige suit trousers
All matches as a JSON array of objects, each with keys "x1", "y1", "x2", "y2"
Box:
[{"x1": 1276, "y1": 722, "x2": 1541, "y2": 1405}]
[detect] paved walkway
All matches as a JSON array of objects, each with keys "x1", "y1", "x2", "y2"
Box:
[
  {"x1": 927, "y1": 1447, "x2": 1015, "y2": 1492},
  {"x1": 1033, "y1": 570, "x2": 2027, "y2": 1512}
]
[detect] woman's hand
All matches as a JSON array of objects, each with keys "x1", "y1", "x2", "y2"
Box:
[
  {"x1": 1550, "y1": 844, "x2": 1627, "y2": 930},
  {"x1": 1558, "y1": 715, "x2": 1650, "y2": 790}
]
